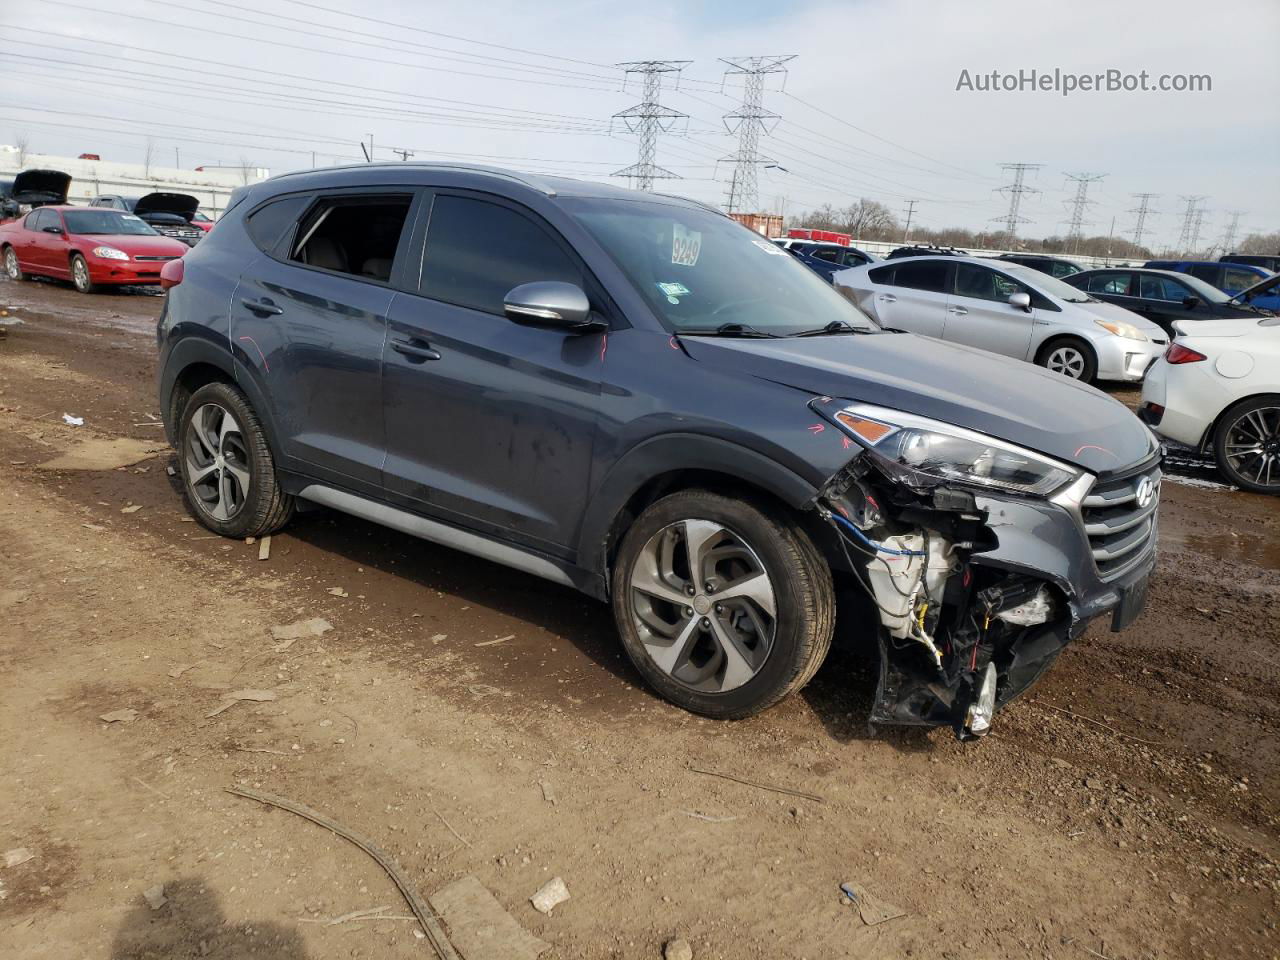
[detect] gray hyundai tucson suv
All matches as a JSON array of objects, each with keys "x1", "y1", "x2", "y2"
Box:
[{"x1": 157, "y1": 164, "x2": 1160, "y2": 739}]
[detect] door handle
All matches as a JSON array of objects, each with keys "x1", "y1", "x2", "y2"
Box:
[
  {"x1": 878, "y1": 294, "x2": 897, "y2": 303},
  {"x1": 948, "y1": 306, "x2": 968, "y2": 315},
  {"x1": 391, "y1": 338, "x2": 442, "y2": 362},
  {"x1": 241, "y1": 297, "x2": 283, "y2": 316}
]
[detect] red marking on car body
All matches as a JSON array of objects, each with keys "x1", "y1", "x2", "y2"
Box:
[
  {"x1": 668, "y1": 335, "x2": 680, "y2": 350},
  {"x1": 841, "y1": 435, "x2": 852, "y2": 449},
  {"x1": 1074, "y1": 444, "x2": 1114, "y2": 459},
  {"x1": 238, "y1": 335, "x2": 269, "y2": 373},
  {"x1": 808, "y1": 424, "x2": 825, "y2": 434},
  {"x1": 600, "y1": 331, "x2": 608, "y2": 363}
]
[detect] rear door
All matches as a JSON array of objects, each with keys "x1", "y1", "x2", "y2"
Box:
[
  {"x1": 381, "y1": 189, "x2": 604, "y2": 551},
  {"x1": 229, "y1": 188, "x2": 419, "y2": 490},
  {"x1": 943, "y1": 262, "x2": 1036, "y2": 359},
  {"x1": 865, "y1": 259, "x2": 951, "y2": 335}
]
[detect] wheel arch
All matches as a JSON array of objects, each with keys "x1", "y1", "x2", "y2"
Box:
[
  {"x1": 575, "y1": 434, "x2": 819, "y2": 595},
  {"x1": 1201, "y1": 391, "x2": 1280, "y2": 452},
  {"x1": 161, "y1": 338, "x2": 281, "y2": 458}
]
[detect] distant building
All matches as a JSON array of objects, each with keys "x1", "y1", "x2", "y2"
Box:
[{"x1": 0, "y1": 146, "x2": 269, "y2": 217}]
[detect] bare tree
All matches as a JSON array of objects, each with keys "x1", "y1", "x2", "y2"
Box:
[
  {"x1": 143, "y1": 138, "x2": 155, "y2": 178},
  {"x1": 1238, "y1": 231, "x2": 1280, "y2": 255},
  {"x1": 239, "y1": 156, "x2": 253, "y2": 186},
  {"x1": 14, "y1": 134, "x2": 30, "y2": 167}
]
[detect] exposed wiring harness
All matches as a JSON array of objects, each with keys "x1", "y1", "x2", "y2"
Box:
[{"x1": 829, "y1": 512, "x2": 927, "y2": 557}]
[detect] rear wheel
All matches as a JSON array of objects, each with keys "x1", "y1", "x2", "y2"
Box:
[
  {"x1": 611, "y1": 489, "x2": 834, "y2": 719},
  {"x1": 1037, "y1": 336, "x2": 1097, "y2": 383},
  {"x1": 178, "y1": 381, "x2": 294, "y2": 537},
  {"x1": 70, "y1": 254, "x2": 96, "y2": 294},
  {"x1": 3, "y1": 246, "x2": 25, "y2": 281},
  {"x1": 1213, "y1": 396, "x2": 1280, "y2": 494}
]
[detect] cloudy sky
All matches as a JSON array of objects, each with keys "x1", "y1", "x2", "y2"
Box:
[{"x1": 2, "y1": 0, "x2": 1277, "y2": 248}]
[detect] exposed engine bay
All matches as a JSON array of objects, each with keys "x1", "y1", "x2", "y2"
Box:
[{"x1": 817, "y1": 454, "x2": 1075, "y2": 740}]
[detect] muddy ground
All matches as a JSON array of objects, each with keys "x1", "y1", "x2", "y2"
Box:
[{"x1": 0, "y1": 276, "x2": 1277, "y2": 960}]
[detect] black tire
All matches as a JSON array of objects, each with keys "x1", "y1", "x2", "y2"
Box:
[
  {"x1": 1036, "y1": 336, "x2": 1098, "y2": 384},
  {"x1": 70, "y1": 253, "x2": 97, "y2": 294},
  {"x1": 610, "y1": 489, "x2": 834, "y2": 719},
  {"x1": 1212, "y1": 395, "x2": 1280, "y2": 494},
  {"x1": 178, "y1": 381, "x2": 294, "y2": 538},
  {"x1": 3, "y1": 246, "x2": 25, "y2": 281}
]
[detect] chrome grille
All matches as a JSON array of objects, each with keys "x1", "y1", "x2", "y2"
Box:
[
  {"x1": 134, "y1": 255, "x2": 178, "y2": 262},
  {"x1": 1081, "y1": 463, "x2": 1161, "y2": 580}
]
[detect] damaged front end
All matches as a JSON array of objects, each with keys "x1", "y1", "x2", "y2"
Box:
[{"x1": 812, "y1": 400, "x2": 1158, "y2": 740}]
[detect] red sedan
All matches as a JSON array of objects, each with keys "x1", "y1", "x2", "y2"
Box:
[{"x1": 0, "y1": 206, "x2": 189, "y2": 293}]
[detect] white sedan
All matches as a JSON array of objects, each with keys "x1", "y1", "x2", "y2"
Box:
[{"x1": 1140, "y1": 316, "x2": 1280, "y2": 493}]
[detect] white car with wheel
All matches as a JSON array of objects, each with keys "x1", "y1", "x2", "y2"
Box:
[
  {"x1": 1140, "y1": 316, "x2": 1280, "y2": 493},
  {"x1": 834, "y1": 256, "x2": 1167, "y2": 383}
]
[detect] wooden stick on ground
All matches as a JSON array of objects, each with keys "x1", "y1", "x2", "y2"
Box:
[
  {"x1": 688, "y1": 767, "x2": 824, "y2": 804},
  {"x1": 1032, "y1": 701, "x2": 1163, "y2": 745},
  {"x1": 226, "y1": 786, "x2": 460, "y2": 960}
]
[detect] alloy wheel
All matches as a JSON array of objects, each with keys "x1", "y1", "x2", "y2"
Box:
[
  {"x1": 628, "y1": 519, "x2": 777, "y2": 693},
  {"x1": 184, "y1": 402, "x2": 252, "y2": 521},
  {"x1": 1223, "y1": 404, "x2": 1280, "y2": 489},
  {"x1": 72, "y1": 257, "x2": 90, "y2": 292},
  {"x1": 4, "y1": 248, "x2": 17, "y2": 279},
  {"x1": 1046, "y1": 345, "x2": 1086, "y2": 378}
]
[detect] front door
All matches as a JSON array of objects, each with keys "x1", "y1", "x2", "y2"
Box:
[
  {"x1": 229, "y1": 190, "x2": 419, "y2": 489},
  {"x1": 381, "y1": 190, "x2": 603, "y2": 553},
  {"x1": 943, "y1": 262, "x2": 1036, "y2": 359}
]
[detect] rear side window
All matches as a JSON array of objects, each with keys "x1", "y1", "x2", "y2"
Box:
[
  {"x1": 1187, "y1": 264, "x2": 1218, "y2": 283},
  {"x1": 420, "y1": 195, "x2": 581, "y2": 315},
  {"x1": 247, "y1": 195, "x2": 311, "y2": 254},
  {"x1": 290, "y1": 195, "x2": 412, "y2": 283},
  {"x1": 1050, "y1": 261, "x2": 1080, "y2": 278},
  {"x1": 1224, "y1": 267, "x2": 1260, "y2": 290},
  {"x1": 892, "y1": 259, "x2": 948, "y2": 293},
  {"x1": 1086, "y1": 272, "x2": 1131, "y2": 295},
  {"x1": 868, "y1": 264, "x2": 895, "y2": 284},
  {"x1": 812, "y1": 248, "x2": 841, "y2": 263}
]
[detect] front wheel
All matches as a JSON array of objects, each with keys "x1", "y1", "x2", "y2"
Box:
[
  {"x1": 1213, "y1": 396, "x2": 1280, "y2": 494},
  {"x1": 1036, "y1": 336, "x2": 1098, "y2": 383},
  {"x1": 70, "y1": 254, "x2": 96, "y2": 294},
  {"x1": 178, "y1": 381, "x2": 294, "y2": 537},
  {"x1": 3, "y1": 246, "x2": 25, "y2": 281},
  {"x1": 611, "y1": 489, "x2": 834, "y2": 719}
]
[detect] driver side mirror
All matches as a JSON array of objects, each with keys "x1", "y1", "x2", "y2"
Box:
[
  {"x1": 1008, "y1": 291, "x2": 1032, "y2": 311},
  {"x1": 1182, "y1": 296, "x2": 1200, "y2": 309},
  {"x1": 503, "y1": 281, "x2": 604, "y2": 332},
  {"x1": 42, "y1": 225, "x2": 64, "y2": 235}
]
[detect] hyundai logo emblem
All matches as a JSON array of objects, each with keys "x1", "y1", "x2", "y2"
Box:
[{"x1": 1135, "y1": 476, "x2": 1156, "y2": 509}]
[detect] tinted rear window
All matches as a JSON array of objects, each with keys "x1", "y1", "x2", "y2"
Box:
[
  {"x1": 247, "y1": 195, "x2": 311, "y2": 254},
  {"x1": 892, "y1": 259, "x2": 948, "y2": 292}
]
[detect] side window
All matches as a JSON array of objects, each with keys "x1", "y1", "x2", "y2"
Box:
[
  {"x1": 1140, "y1": 275, "x2": 1190, "y2": 301},
  {"x1": 1186, "y1": 264, "x2": 1217, "y2": 283},
  {"x1": 1087, "y1": 272, "x2": 1130, "y2": 295},
  {"x1": 27, "y1": 210, "x2": 49, "y2": 230},
  {"x1": 1051, "y1": 262, "x2": 1079, "y2": 278},
  {"x1": 812, "y1": 248, "x2": 841, "y2": 263},
  {"x1": 868, "y1": 264, "x2": 895, "y2": 285},
  {"x1": 953, "y1": 263, "x2": 1016, "y2": 302},
  {"x1": 420, "y1": 194, "x2": 582, "y2": 315},
  {"x1": 1224, "y1": 268, "x2": 1259, "y2": 290},
  {"x1": 290, "y1": 194, "x2": 412, "y2": 282},
  {"x1": 247, "y1": 195, "x2": 312, "y2": 255},
  {"x1": 841, "y1": 249, "x2": 868, "y2": 267},
  {"x1": 892, "y1": 259, "x2": 947, "y2": 293}
]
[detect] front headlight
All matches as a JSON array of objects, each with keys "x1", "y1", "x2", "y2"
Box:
[
  {"x1": 92, "y1": 246, "x2": 129, "y2": 261},
  {"x1": 819, "y1": 402, "x2": 1079, "y2": 496},
  {"x1": 1094, "y1": 318, "x2": 1147, "y2": 341}
]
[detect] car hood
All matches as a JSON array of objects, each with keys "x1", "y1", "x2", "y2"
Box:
[
  {"x1": 1078, "y1": 299, "x2": 1167, "y2": 338},
  {"x1": 82, "y1": 233, "x2": 189, "y2": 256},
  {"x1": 134, "y1": 192, "x2": 199, "y2": 219},
  {"x1": 12, "y1": 169, "x2": 71, "y2": 205},
  {"x1": 679, "y1": 331, "x2": 1155, "y2": 474}
]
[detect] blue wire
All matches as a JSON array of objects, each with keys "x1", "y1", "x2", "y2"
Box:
[{"x1": 831, "y1": 512, "x2": 927, "y2": 557}]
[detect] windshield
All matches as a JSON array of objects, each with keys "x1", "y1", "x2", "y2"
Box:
[
  {"x1": 1174, "y1": 273, "x2": 1232, "y2": 304},
  {"x1": 1233, "y1": 273, "x2": 1280, "y2": 302},
  {"x1": 563, "y1": 198, "x2": 879, "y2": 335},
  {"x1": 998, "y1": 262, "x2": 1093, "y2": 303},
  {"x1": 62, "y1": 210, "x2": 159, "y2": 236}
]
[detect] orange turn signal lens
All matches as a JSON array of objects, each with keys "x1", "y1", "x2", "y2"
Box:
[{"x1": 834, "y1": 411, "x2": 896, "y2": 444}]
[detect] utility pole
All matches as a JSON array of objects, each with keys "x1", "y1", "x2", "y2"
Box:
[
  {"x1": 174, "y1": 147, "x2": 180, "y2": 168},
  {"x1": 611, "y1": 60, "x2": 690, "y2": 192},
  {"x1": 1105, "y1": 215, "x2": 1116, "y2": 265},
  {"x1": 360, "y1": 135, "x2": 374, "y2": 163},
  {"x1": 901, "y1": 200, "x2": 918, "y2": 243},
  {"x1": 392, "y1": 148, "x2": 414, "y2": 161},
  {"x1": 1176, "y1": 195, "x2": 1207, "y2": 254},
  {"x1": 1063, "y1": 172, "x2": 1105, "y2": 253},
  {"x1": 1128, "y1": 193, "x2": 1159, "y2": 249},
  {"x1": 1221, "y1": 210, "x2": 1244, "y2": 252},
  {"x1": 720, "y1": 55, "x2": 796, "y2": 214},
  {"x1": 992, "y1": 163, "x2": 1042, "y2": 243}
]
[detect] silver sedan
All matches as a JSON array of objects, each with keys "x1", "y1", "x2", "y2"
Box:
[{"x1": 834, "y1": 256, "x2": 1167, "y2": 383}]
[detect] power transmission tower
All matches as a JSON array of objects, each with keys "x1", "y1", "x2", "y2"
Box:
[
  {"x1": 720, "y1": 55, "x2": 796, "y2": 214},
  {"x1": 611, "y1": 60, "x2": 690, "y2": 192},
  {"x1": 1128, "y1": 193, "x2": 1159, "y2": 249},
  {"x1": 1221, "y1": 210, "x2": 1244, "y2": 251},
  {"x1": 901, "y1": 200, "x2": 919, "y2": 242},
  {"x1": 1062, "y1": 172, "x2": 1105, "y2": 253},
  {"x1": 392, "y1": 148, "x2": 414, "y2": 161},
  {"x1": 1175, "y1": 195, "x2": 1207, "y2": 253},
  {"x1": 1191, "y1": 206, "x2": 1210, "y2": 254},
  {"x1": 992, "y1": 163, "x2": 1042, "y2": 242}
]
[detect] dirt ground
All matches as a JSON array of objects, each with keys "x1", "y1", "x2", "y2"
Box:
[{"x1": 1, "y1": 276, "x2": 1277, "y2": 960}]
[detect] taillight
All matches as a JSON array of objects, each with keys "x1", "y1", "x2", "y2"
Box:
[
  {"x1": 159, "y1": 257, "x2": 184, "y2": 290},
  {"x1": 1164, "y1": 343, "x2": 1206, "y2": 364}
]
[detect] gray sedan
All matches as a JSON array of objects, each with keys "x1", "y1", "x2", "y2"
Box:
[{"x1": 834, "y1": 256, "x2": 1167, "y2": 383}]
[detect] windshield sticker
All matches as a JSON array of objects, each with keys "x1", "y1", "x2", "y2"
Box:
[
  {"x1": 672, "y1": 223, "x2": 701, "y2": 266},
  {"x1": 656, "y1": 281, "x2": 691, "y2": 304},
  {"x1": 752, "y1": 239, "x2": 786, "y2": 255}
]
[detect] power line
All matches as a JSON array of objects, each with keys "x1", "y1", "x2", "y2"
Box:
[
  {"x1": 992, "y1": 163, "x2": 1042, "y2": 240},
  {"x1": 1128, "y1": 193, "x2": 1159, "y2": 248},
  {"x1": 1062, "y1": 172, "x2": 1105, "y2": 253},
  {"x1": 720, "y1": 55, "x2": 795, "y2": 214},
  {"x1": 611, "y1": 61, "x2": 690, "y2": 192}
]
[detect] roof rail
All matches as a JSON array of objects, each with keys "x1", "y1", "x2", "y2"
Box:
[
  {"x1": 269, "y1": 162, "x2": 558, "y2": 197},
  {"x1": 651, "y1": 192, "x2": 727, "y2": 217}
]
